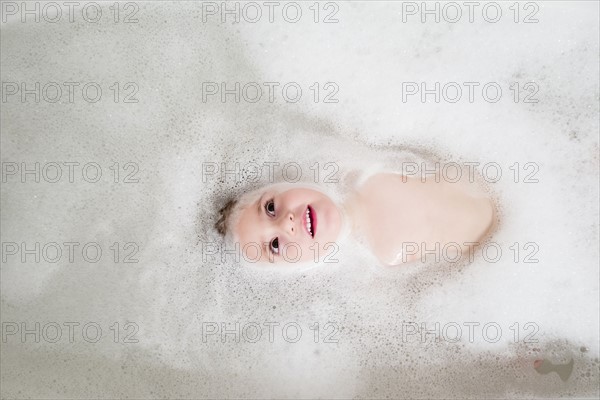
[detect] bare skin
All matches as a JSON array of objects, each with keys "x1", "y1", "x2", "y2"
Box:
[
  {"x1": 344, "y1": 172, "x2": 496, "y2": 265},
  {"x1": 233, "y1": 171, "x2": 496, "y2": 266}
]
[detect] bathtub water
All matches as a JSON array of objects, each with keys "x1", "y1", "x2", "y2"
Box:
[{"x1": 1, "y1": 1, "x2": 599, "y2": 398}]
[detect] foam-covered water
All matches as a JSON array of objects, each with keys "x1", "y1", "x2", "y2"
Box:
[{"x1": 1, "y1": 1, "x2": 598, "y2": 398}]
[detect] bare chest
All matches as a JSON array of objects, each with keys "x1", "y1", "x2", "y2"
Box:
[{"x1": 352, "y1": 173, "x2": 494, "y2": 265}]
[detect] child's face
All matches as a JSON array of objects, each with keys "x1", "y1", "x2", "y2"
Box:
[{"x1": 233, "y1": 187, "x2": 342, "y2": 264}]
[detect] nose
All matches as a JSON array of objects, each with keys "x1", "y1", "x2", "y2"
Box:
[{"x1": 278, "y1": 211, "x2": 296, "y2": 236}]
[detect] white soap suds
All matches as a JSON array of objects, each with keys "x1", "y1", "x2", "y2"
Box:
[{"x1": 1, "y1": 2, "x2": 598, "y2": 398}]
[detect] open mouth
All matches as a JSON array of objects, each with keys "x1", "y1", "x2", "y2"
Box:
[{"x1": 303, "y1": 205, "x2": 317, "y2": 238}]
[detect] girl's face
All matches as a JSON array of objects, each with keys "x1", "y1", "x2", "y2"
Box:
[{"x1": 233, "y1": 187, "x2": 342, "y2": 265}]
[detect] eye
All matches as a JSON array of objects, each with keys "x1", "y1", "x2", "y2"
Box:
[
  {"x1": 269, "y1": 237, "x2": 279, "y2": 255},
  {"x1": 264, "y1": 198, "x2": 275, "y2": 216}
]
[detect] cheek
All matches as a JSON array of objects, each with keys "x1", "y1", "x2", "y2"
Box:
[
  {"x1": 281, "y1": 191, "x2": 308, "y2": 207},
  {"x1": 319, "y1": 200, "x2": 341, "y2": 236},
  {"x1": 315, "y1": 197, "x2": 335, "y2": 215}
]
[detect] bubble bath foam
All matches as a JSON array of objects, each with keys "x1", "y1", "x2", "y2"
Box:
[{"x1": 1, "y1": 2, "x2": 598, "y2": 398}]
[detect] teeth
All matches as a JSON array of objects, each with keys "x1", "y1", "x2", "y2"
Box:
[{"x1": 305, "y1": 209, "x2": 312, "y2": 236}]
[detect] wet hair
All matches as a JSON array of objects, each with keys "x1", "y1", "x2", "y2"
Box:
[
  {"x1": 213, "y1": 185, "x2": 270, "y2": 239},
  {"x1": 215, "y1": 198, "x2": 237, "y2": 236}
]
